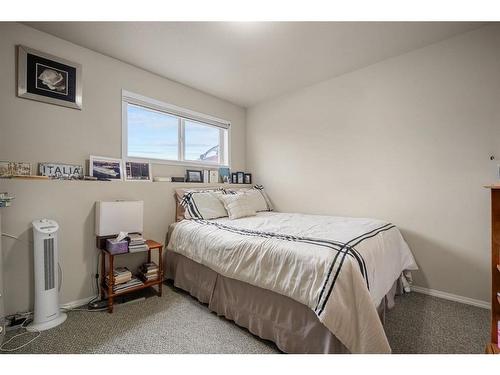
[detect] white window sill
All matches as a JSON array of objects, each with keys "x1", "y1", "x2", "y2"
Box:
[{"x1": 125, "y1": 156, "x2": 230, "y2": 169}]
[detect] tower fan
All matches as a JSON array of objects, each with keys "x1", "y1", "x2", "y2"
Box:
[{"x1": 27, "y1": 219, "x2": 66, "y2": 332}]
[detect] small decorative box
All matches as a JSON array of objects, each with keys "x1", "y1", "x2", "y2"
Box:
[{"x1": 106, "y1": 239, "x2": 129, "y2": 254}]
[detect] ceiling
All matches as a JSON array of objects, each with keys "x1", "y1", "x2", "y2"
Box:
[{"x1": 25, "y1": 22, "x2": 486, "y2": 107}]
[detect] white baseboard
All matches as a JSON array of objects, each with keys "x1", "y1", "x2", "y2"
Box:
[
  {"x1": 60, "y1": 295, "x2": 96, "y2": 310},
  {"x1": 59, "y1": 287, "x2": 490, "y2": 313},
  {"x1": 412, "y1": 285, "x2": 490, "y2": 309}
]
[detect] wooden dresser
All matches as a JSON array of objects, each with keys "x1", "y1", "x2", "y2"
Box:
[
  {"x1": 486, "y1": 185, "x2": 500, "y2": 353},
  {"x1": 0, "y1": 210, "x2": 5, "y2": 344}
]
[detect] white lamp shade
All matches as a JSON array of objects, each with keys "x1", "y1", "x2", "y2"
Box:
[{"x1": 95, "y1": 201, "x2": 144, "y2": 236}]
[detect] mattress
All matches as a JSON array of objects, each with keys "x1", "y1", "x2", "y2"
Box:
[{"x1": 167, "y1": 211, "x2": 417, "y2": 353}]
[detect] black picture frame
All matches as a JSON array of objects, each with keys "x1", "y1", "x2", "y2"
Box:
[
  {"x1": 186, "y1": 169, "x2": 203, "y2": 183},
  {"x1": 244, "y1": 173, "x2": 252, "y2": 184},
  {"x1": 237, "y1": 172, "x2": 244, "y2": 184},
  {"x1": 125, "y1": 161, "x2": 152, "y2": 181},
  {"x1": 231, "y1": 172, "x2": 238, "y2": 184}
]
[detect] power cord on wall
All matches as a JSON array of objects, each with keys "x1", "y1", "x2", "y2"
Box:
[{"x1": 1, "y1": 232, "x2": 32, "y2": 245}]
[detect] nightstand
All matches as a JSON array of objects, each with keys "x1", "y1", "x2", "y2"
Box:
[{"x1": 96, "y1": 237, "x2": 164, "y2": 313}]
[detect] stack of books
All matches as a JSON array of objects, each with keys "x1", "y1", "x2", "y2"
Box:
[
  {"x1": 138, "y1": 262, "x2": 159, "y2": 282},
  {"x1": 106, "y1": 267, "x2": 132, "y2": 285},
  {"x1": 105, "y1": 267, "x2": 144, "y2": 293},
  {"x1": 128, "y1": 233, "x2": 149, "y2": 253},
  {"x1": 111, "y1": 277, "x2": 143, "y2": 294}
]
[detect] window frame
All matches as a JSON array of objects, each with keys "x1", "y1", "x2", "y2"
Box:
[{"x1": 122, "y1": 90, "x2": 231, "y2": 168}]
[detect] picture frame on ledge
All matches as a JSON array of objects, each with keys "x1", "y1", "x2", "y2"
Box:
[
  {"x1": 186, "y1": 169, "x2": 203, "y2": 183},
  {"x1": 38, "y1": 162, "x2": 83, "y2": 180},
  {"x1": 219, "y1": 167, "x2": 230, "y2": 184},
  {"x1": 0, "y1": 161, "x2": 32, "y2": 177},
  {"x1": 17, "y1": 45, "x2": 83, "y2": 110},
  {"x1": 89, "y1": 156, "x2": 123, "y2": 181},
  {"x1": 237, "y1": 171, "x2": 244, "y2": 184},
  {"x1": 125, "y1": 161, "x2": 152, "y2": 182},
  {"x1": 231, "y1": 172, "x2": 238, "y2": 184},
  {"x1": 244, "y1": 173, "x2": 252, "y2": 184}
]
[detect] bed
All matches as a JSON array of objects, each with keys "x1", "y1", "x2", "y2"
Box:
[{"x1": 165, "y1": 188, "x2": 417, "y2": 354}]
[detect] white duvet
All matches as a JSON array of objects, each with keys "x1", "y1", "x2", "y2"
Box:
[{"x1": 167, "y1": 212, "x2": 417, "y2": 353}]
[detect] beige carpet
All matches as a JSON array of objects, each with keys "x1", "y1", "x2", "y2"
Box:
[{"x1": 1, "y1": 283, "x2": 489, "y2": 354}]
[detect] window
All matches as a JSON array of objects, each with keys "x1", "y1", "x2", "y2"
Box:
[{"x1": 122, "y1": 91, "x2": 230, "y2": 167}]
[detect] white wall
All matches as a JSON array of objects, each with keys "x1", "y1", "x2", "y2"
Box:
[
  {"x1": 247, "y1": 24, "x2": 500, "y2": 303},
  {"x1": 0, "y1": 22, "x2": 247, "y2": 314}
]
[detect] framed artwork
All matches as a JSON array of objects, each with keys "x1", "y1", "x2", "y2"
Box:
[
  {"x1": 231, "y1": 172, "x2": 238, "y2": 184},
  {"x1": 17, "y1": 45, "x2": 82, "y2": 110},
  {"x1": 209, "y1": 170, "x2": 219, "y2": 184},
  {"x1": 186, "y1": 169, "x2": 203, "y2": 183},
  {"x1": 89, "y1": 156, "x2": 123, "y2": 181},
  {"x1": 0, "y1": 161, "x2": 31, "y2": 177},
  {"x1": 237, "y1": 171, "x2": 244, "y2": 184},
  {"x1": 219, "y1": 167, "x2": 230, "y2": 183},
  {"x1": 0, "y1": 161, "x2": 11, "y2": 177},
  {"x1": 125, "y1": 161, "x2": 152, "y2": 182},
  {"x1": 39, "y1": 162, "x2": 83, "y2": 179},
  {"x1": 244, "y1": 173, "x2": 252, "y2": 184}
]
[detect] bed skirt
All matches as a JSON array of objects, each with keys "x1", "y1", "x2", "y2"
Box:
[{"x1": 165, "y1": 250, "x2": 398, "y2": 354}]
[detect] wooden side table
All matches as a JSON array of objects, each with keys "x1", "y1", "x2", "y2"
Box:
[{"x1": 97, "y1": 237, "x2": 164, "y2": 313}]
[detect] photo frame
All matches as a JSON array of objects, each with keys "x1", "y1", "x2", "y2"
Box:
[
  {"x1": 0, "y1": 161, "x2": 31, "y2": 177},
  {"x1": 186, "y1": 169, "x2": 203, "y2": 183},
  {"x1": 231, "y1": 172, "x2": 238, "y2": 184},
  {"x1": 237, "y1": 171, "x2": 244, "y2": 184},
  {"x1": 89, "y1": 156, "x2": 123, "y2": 181},
  {"x1": 0, "y1": 161, "x2": 10, "y2": 178},
  {"x1": 125, "y1": 161, "x2": 152, "y2": 182},
  {"x1": 17, "y1": 45, "x2": 83, "y2": 110},
  {"x1": 219, "y1": 167, "x2": 230, "y2": 184},
  {"x1": 244, "y1": 173, "x2": 252, "y2": 184},
  {"x1": 39, "y1": 162, "x2": 83, "y2": 179}
]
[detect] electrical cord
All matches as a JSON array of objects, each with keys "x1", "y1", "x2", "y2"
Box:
[
  {"x1": 1, "y1": 232, "x2": 32, "y2": 245},
  {"x1": 0, "y1": 318, "x2": 40, "y2": 352},
  {"x1": 86, "y1": 250, "x2": 101, "y2": 307},
  {"x1": 61, "y1": 306, "x2": 107, "y2": 312}
]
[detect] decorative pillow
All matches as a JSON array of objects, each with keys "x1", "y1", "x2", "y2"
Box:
[
  {"x1": 218, "y1": 194, "x2": 256, "y2": 220},
  {"x1": 180, "y1": 190, "x2": 227, "y2": 220},
  {"x1": 225, "y1": 185, "x2": 273, "y2": 212}
]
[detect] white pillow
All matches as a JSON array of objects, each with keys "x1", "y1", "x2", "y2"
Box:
[
  {"x1": 226, "y1": 185, "x2": 273, "y2": 212},
  {"x1": 181, "y1": 190, "x2": 227, "y2": 220},
  {"x1": 218, "y1": 194, "x2": 256, "y2": 220}
]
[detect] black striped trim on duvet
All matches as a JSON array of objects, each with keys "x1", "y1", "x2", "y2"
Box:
[
  {"x1": 314, "y1": 223, "x2": 395, "y2": 315},
  {"x1": 191, "y1": 219, "x2": 394, "y2": 316}
]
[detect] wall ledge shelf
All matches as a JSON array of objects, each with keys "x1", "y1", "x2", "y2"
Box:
[{"x1": 0, "y1": 179, "x2": 253, "y2": 187}]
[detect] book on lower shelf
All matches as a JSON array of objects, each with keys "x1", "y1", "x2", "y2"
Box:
[
  {"x1": 105, "y1": 267, "x2": 132, "y2": 285},
  {"x1": 138, "y1": 262, "x2": 159, "y2": 282},
  {"x1": 106, "y1": 276, "x2": 144, "y2": 293}
]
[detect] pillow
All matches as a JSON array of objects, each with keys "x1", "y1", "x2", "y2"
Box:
[
  {"x1": 225, "y1": 185, "x2": 273, "y2": 212},
  {"x1": 180, "y1": 190, "x2": 227, "y2": 220},
  {"x1": 218, "y1": 194, "x2": 256, "y2": 220},
  {"x1": 175, "y1": 187, "x2": 225, "y2": 221}
]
